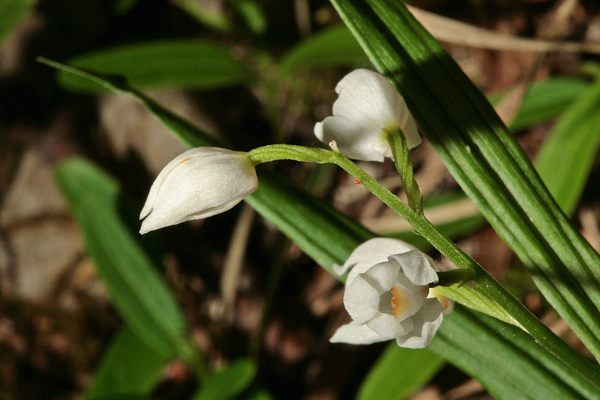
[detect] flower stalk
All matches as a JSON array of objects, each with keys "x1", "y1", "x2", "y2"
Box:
[
  {"x1": 385, "y1": 123, "x2": 423, "y2": 215},
  {"x1": 249, "y1": 142, "x2": 474, "y2": 287},
  {"x1": 246, "y1": 144, "x2": 334, "y2": 165}
]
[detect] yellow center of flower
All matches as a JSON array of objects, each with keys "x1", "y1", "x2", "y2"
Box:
[{"x1": 391, "y1": 284, "x2": 411, "y2": 318}]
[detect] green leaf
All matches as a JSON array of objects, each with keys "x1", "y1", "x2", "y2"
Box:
[
  {"x1": 0, "y1": 0, "x2": 35, "y2": 45},
  {"x1": 55, "y1": 157, "x2": 188, "y2": 358},
  {"x1": 85, "y1": 327, "x2": 169, "y2": 400},
  {"x1": 535, "y1": 76, "x2": 600, "y2": 215},
  {"x1": 278, "y1": 25, "x2": 368, "y2": 74},
  {"x1": 39, "y1": 58, "x2": 600, "y2": 400},
  {"x1": 330, "y1": 0, "x2": 600, "y2": 363},
  {"x1": 431, "y1": 306, "x2": 594, "y2": 400},
  {"x1": 357, "y1": 345, "x2": 444, "y2": 400},
  {"x1": 230, "y1": 0, "x2": 267, "y2": 35},
  {"x1": 58, "y1": 40, "x2": 253, "y2": 93},
  {"x1": 508, "y1": 77, "x2": 589, "y2": 132},
  {"x1": 192, "y1": 358, "x2": 256, "y2": 400}
]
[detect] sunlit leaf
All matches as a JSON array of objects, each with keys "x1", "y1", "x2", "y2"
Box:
[
  {"x1": 535, "y1": 76, "x2": 600, "y2": 215},
  {"x1": 487, "y1": 77, "x2": 589, "y2": 132},
  {"x1": 357, "y1": 345, "x2": 444, "y2": 400},
  {"x1": 431, "y1": 307, "x2": 593, "y2": 400}
]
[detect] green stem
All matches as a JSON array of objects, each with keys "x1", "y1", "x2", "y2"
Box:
[
  {"x1": 330, "y1": 149, "x2": 600, "y2": 380},
  {"x1": 385, "y1": 124, "x2": 423, "y2": 214},
  {"x1": 246, "y1": 144, "x2": 334, "y2": 165}
]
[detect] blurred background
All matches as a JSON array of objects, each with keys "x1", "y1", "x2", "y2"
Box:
[{"x1": 2, "y1": 0, "x2": 600, "y2": 399}]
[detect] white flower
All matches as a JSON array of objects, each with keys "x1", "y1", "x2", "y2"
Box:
[
  {"x1": 314, "y1": 69, "x2": 421, "y2": 162},
  {"x1": 140, "y1": 147, "x2": 258, "y2": 234},
  {"x1": 330, "y1": 238, "x2": 445, "y2": 349}
]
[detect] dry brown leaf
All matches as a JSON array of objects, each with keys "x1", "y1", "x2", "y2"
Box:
[{"x1": 408, "y1": 4, "x2": 600, "y2": 53}]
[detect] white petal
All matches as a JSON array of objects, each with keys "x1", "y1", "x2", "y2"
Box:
[
  {"x1": 344, "y1": 274, "x2": 380, "y2": 324},
  {"x1": 330, "y1": 321, "x2": 387, "y2": 345},
  {"x1": 365, "y1": 312, "x2": 406, "y2": 339},
  {"x1": 360, "y1": 260, "x2": 400, "y2": 293},
  {"x1": 345, "y1": 262, "x2": 374, "y2": 286},
  {"x1": 339, "y1": 238, "x2": 416, "y2": 279},
  {"x1": 334, "y1": 69, "x2": 401, "y2": 127},
  {"x1": 140, "y1": 147, "x2": 205, "y2": 219},
  {"x1": 140, "y1": 148, "x2": 258, "y2": 234},
  {"x1": 314, "y1": 121, "x2": 325, "y2": 143},
  {"x1": 389, "y1": 250, "x2": 438, "y2": 286},
  {"x1": 395, "y1": 298, "x2": 444, "y2": 349},
  {"x1": 318, "y1": 116, "x2": 387, "y2": 162}
]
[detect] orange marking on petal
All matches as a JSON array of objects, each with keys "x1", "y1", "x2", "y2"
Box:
[
  {"x1": 391, "y1": 285, "x2": 411, "y2": 318},
  {"x1": 181, "y1": 158, "x2": 190, "y2": 163}
]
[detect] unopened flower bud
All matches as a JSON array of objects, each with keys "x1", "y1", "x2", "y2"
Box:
[{"x1": 140, "y1": 147, "x2": 258, "y2": 234}]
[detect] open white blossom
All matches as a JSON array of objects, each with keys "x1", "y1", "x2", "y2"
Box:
[
  {"x1": 330, "y1": 238, "x2": 445, "y2": 349},
  {"x1": 140, "y1": 147, "x2": 258, "y2": 234},
  {"x1": 314, "y1": 69, "x2": 421, "y2": 162}
]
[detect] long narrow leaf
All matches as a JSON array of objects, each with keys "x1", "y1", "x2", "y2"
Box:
[
  {"x1": 85, "y1": 327, "x2": 170, "y2": 399},
  {"x1": 431, "y1": 307, "x2": 589, "y2": 400},
  {"x1": 55, "y1": 157, "x2": 188, "y2": 358},
  {"x1": 278, "y1": 25, "x2": 367, "y2": 73},
  {"x1": 507, "y1": 77, "x2": 589, "y2": 132},
  {"x1": 57, "y1": 40, "x2": 253, "y2": 93},
  {"x1": 535, "y1": 76, "x2": 600, "y2": 215},
  {"x1": 357, "y1": 345, "x2": 444, "y2": 400}
]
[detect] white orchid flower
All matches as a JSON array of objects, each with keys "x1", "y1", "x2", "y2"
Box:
[
  {"x1": 314, "y1": 69, "x2": 421, "y2": 162},
  {"x1": 140, "y1": 147, "x2": 258, "y2": 234},
  {"x1": 330, "y1": 238, "x2": 445, "y2": 349}
]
